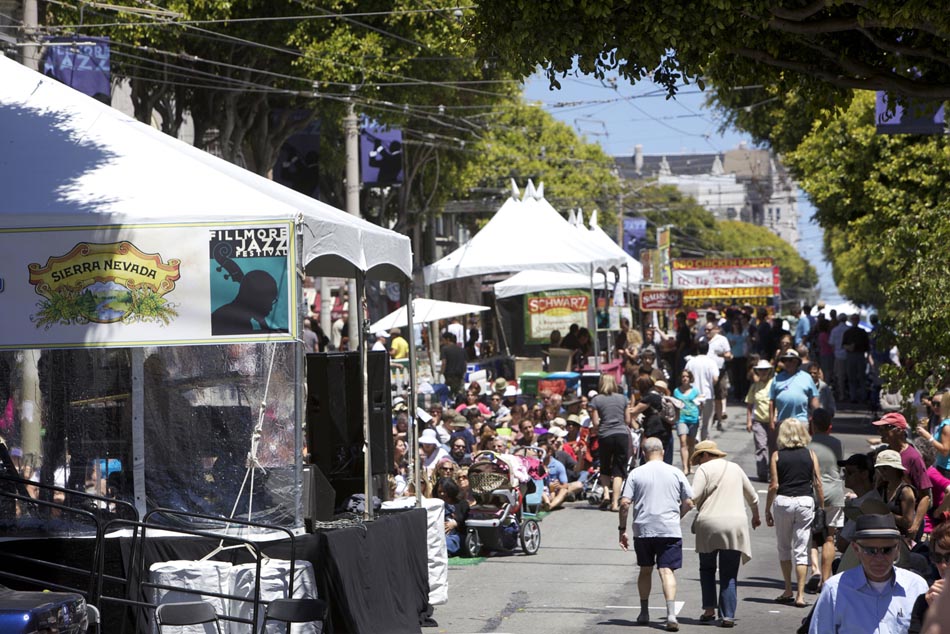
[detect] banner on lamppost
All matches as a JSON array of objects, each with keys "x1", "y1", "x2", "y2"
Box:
[
  {"x1": 875, "y1": 92, "x2": 945, "y2": 135},
  {"x1": 623, "y1": 217, "x2": 647, "y2": 259}
]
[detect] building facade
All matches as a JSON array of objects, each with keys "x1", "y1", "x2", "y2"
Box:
[{"x1": 616, "y1": 143, "x2": 800, "y2": 247}]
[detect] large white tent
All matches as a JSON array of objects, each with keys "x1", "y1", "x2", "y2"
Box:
[
  {"x1": 0, "y1": 55, "x2": 416, "y2": 525},
  {"x1": 494, "y1": 209, "x2": 641, "y2": 299},
  {"x1": 422, "y1": 180, "x2": 626, "y2": 286},
  {"x1": 0, "y1": 54, "x2": 411, "y2": 281}
]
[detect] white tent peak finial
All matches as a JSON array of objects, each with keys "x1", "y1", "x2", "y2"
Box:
[
  {"x1": 510, "y1": 178, "x2": 520, "y2": 199},
  {"x1": 523, "y1": 179, "x2": 536, "y2": 200},
  {"x1": 535, "y1": 181, "x2": 544, "y2": 199},
  {"x1": 589, "y1": 209, "x2": 599, "y2": 228},
  {"x1": 567, "y1": 209, "x2": 577, "y2": 225}
]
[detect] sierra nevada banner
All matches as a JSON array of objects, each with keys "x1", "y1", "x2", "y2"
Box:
[{"x1": 0, "y1": 221, "x2": 296, "y2": 349}]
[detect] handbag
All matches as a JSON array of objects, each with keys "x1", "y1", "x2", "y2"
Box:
[{"x1": 810, "y1": 493, "x2": 826, "y2": 536}]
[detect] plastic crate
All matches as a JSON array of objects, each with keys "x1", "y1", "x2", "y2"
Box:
[
  {"x1": 519, "y1": 371, "x2": 548, "y2": 396},
  {"x1": 545, "y1": 371, "x2": 580, "y2": 395}
]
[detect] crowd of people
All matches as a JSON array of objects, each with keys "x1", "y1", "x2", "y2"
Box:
[{"x1": 389, "y1": 304, "x2": 950, "y2": 633}]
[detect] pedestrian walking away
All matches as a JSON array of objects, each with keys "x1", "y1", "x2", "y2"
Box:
[
  {"x1": 690, "y1": 440, "x2": 761, "y2": 627},
  {"x1": 618, "y1": 437, "x2": 694, "y2": 631}
]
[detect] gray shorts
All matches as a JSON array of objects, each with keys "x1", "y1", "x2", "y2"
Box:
[{"x1": 677, "y1": 422, "x2": 699, "y2": 438}]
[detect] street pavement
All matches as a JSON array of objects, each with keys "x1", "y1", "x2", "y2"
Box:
[{"x1": 431, "y1": 400, "x2": 879, "y2": 633}]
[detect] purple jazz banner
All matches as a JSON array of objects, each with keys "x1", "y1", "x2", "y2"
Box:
[
  {"x1": 273, "y1": 112, "x2": 321, "y2": 199},
  {"x1": 875, "y1": 92, "x2": 944, "y2": 135},
  {"x1": 623, "y1": 217, "x2": 647, "y2": 260},
  {"x1": 42, "y1": 37, "x2": 111, "y2": 103},
  {"x1": 360, "y1": 125, "x2": 404, "y2": 186}
]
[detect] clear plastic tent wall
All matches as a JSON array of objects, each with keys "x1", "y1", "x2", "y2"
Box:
[{"x1": 0, "y1": 344, "x2": 297, "y2": 534}]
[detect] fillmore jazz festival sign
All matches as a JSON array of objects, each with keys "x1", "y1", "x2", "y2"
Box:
[
  {"x1": 0, "y1": 221, "x2": 297, "y2": 350},
  {"x1": 524, "y1": 290, "x2": 590, "y2": 344}
]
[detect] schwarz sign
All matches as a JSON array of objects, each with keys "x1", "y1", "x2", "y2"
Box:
[
  {"x1": 524, "y1": 290, "x2": 590, "y2": 344},
  {"x1": 640, "y1": 289, "x2": 683, "y2": 311}
]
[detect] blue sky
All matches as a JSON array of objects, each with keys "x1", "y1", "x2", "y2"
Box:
[{"x1": 522, "y1": 72, "x2": 844, "y2": 305}]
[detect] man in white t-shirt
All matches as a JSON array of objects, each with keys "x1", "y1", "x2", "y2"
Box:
[
  {"x1": 619, "y1": 437, "x2": 694, "y2": 632},
  {"x1": 685, "y1": 341, "x2": 719, "y2": 441},
  {"x1": 704, "y1": 321, "x2": 733, "y2": 431}
]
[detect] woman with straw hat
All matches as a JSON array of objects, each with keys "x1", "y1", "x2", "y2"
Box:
[{"x1": 690, "y1": 441, "x2": 762, "y2": 627}]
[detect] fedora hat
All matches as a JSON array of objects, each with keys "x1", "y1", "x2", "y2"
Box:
[
  {"x1": 854, "y1": 513, "x2": 900, "y2": 540},
  {"x1": 492, "y1": 377, "x2": 509, "y2": 395},
  {"x1": 753, "y1": 359, "x2": 773, "y2": 371},
  {"x1": 690, "y1": 440, "x2": 727, "y2": 466}
]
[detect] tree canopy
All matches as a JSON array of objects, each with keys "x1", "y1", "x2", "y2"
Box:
[
  {"x1": 781, "y1": 91, "x2": 950, "y2": 390},
  {"x1": 455, "y1": 103, "x2": 622, "y2": 228},
  {"x1": 470, "y1": 1, "x2": 950, "y2": 101}
]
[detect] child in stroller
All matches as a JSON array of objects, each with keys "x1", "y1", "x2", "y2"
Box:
[{"x1": 463, "y1": 450, "x2": 543, "y2": 556}]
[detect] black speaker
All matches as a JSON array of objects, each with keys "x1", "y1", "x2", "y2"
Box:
[
  {"x1": 581, "y1": 372, "x2": 601, "y2": 396},
  {"x1": 306, "y1": 351, "x2": 392, "y2": 479},
  {"x1": 302, "y1": 464, "x2": 335, "y2": 523}
]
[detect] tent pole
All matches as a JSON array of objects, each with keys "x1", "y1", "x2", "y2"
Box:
[
  {"x1": 493, "y1": 301, "x2": 510, "y2": 357},
  {"x1": 358, "y1": 271, "x2": 373, "y2": 521},
  {"x1": 590, "y1": 268, "x2": 600, "y2": 370},
  {"x1": 295, "y1": 225, "x2": 305, "y2": 529},
  {"x1": 404, "y1": 282, "x2": 422, "y2": 507},
  {"x1": 131, "y1": 347, "x2": 146, "y2": 519}
]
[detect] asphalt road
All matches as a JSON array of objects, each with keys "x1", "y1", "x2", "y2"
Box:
[{"x1": 431, "y1": 401, "x2": 879, "y2": 634}]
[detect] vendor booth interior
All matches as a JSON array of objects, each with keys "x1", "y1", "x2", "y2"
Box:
[{"x1": 0, "y1": 55, "x2": 433, "y2": 634}]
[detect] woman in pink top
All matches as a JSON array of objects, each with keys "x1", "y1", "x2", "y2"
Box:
[{"x1": 914, "y1": 437, "x2": 950, "y2": 539}]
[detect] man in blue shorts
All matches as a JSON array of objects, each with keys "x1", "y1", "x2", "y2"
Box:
[{"x1": 619, "y1": 437, "x2": 694, "y2": 631}]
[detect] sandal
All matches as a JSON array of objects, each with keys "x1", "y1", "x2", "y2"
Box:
[
  {"x1": 774, "y1": 594, "x2": 795, "y2": 604},
  {"x1": 794, "y1": 600, "x2": 808, "y2": 608}
]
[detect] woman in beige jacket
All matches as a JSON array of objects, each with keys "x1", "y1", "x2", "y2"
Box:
[{"x1": 691, "y1": 440, "x2": 761, "y2": 628}]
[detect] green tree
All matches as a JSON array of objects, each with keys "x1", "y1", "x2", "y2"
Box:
[
  {"x1": 469, "y1": 2, "x2": 950, "y2": 101},
  {"x1": 783, "y1": 90, "x2": 950, "y2": 393},
  {"x1": 455, "y1": 104, "x2": 621, "y2": 229}
]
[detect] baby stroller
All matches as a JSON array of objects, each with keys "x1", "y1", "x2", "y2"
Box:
[{"x1": 464, "y1": 449, "x2": 542, "y2": 557}]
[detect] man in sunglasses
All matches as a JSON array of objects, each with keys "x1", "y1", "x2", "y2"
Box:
[{"x1": 810, "y1": 513, "x2": 928, "y2": 633}]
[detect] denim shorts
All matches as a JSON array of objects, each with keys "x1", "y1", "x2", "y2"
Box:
[{"x1": 633, "y1": 537, "x2": 683, "y2": 570}]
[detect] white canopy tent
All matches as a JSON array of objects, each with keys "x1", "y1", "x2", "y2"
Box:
[
  {"x1": 422, "y1": 180, "x2": 626, "y2": 285},
  {"x1": 494, "y1": 210, "x2": 641, "y2": 298},
  {"x1": 0, "y1": 55, "x2": 416, "y2": 523},
  {"x1": 0, "y1": 55, "x2": 411, "y2": 281},
  {"x1": 369, "y1": 298, "x2": 489, "y2": 332}
]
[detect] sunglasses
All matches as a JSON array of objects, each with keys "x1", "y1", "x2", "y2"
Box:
[
  {"x1": 856, "y1": 544, "x2": 897, "y2": 556},
  {"x1": 931, "y1": 551, "x2": 950, "y2": 565}
]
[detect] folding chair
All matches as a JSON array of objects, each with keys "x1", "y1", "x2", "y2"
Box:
[
  {"x1": 155, "y1": 601, "x2": 224, "y2": 633},
  {"x1": 85, "y1": 604, "x2": 100, "y2": 634},
  {"x1": 260, "y1": 598, "x2": 328, "y2": 633}
]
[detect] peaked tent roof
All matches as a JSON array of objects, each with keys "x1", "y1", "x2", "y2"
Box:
[
  {"x1": 0, "y1": 55, "x2": 411, "y2": 281},
  {"x1": 493, "y1": 208, "x2": 642, "y2": 299},
  {"x1": 423, "y1": 180, "x2": 627, "y2": 286}
]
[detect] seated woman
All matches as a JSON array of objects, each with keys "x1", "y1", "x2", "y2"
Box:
[{"x1": 434, "y1": 477, "x2": 467, "y2": 557}]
